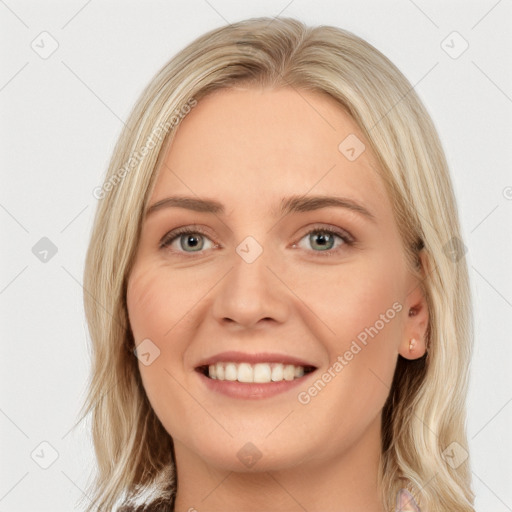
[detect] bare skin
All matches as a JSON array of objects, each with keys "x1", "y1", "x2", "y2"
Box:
[{"x1": 126, "y1": 86, "x2": 429, "y2": 512}]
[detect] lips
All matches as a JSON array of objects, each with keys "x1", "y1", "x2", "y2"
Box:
[{"x1": 194, "y1": 351, "x2": 317, "y2": 396}]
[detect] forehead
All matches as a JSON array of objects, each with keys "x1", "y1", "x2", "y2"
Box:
[{"x1": 150, "y1": 86, "x2": 390, "y2": 217}]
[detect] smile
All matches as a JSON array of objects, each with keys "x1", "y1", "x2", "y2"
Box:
[
  {"x1": 194, "y1": 351, "x2": 318, "y2": 399},
  {"x1": 197, "y1": 362, "x2": 316, "y2": 383}
]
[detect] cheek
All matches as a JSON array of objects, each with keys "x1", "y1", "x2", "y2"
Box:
[
  {"x1": 304, "y1": 256, "x2": 405, "y2": 397},
  {"x1": 127, "y1": 263, "x2": 203, "y2": 343},
  {"x1": 126, "y1": 266, "x2": 186, "y2": 399},
  {"x1": 126, "y1": 266, "x2": 196, "y2": 438},
  {"x1": 127, "y1": 268, "x2": 170, "y2": 342},
  {"x1": 294, "y1": 262, "x2": 404, "y2": 451},
  {"x1": 302, "y1": 257, "x2": 404, "y2": 344}
]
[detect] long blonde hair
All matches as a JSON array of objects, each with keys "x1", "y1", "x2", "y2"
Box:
[{"x1": 80, "y1": 16, "x2": 474, "y2": 511}]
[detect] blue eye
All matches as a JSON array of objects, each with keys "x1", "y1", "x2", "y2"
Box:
[{"x1": 159, "y1": 225, "x2": 354, "y2": 257}]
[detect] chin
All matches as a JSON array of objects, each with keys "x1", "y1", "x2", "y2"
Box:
[{"x1": 179, "y1": 434, "x2": 314, "y2": 473}]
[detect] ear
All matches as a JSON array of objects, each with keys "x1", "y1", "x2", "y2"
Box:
[{"x1": 399, "y1": 249, "x2": 430, "y2": 360}]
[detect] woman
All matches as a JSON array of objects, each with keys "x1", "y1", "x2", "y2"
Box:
[{"x1": 80, "y1": 17, "x2": 475, "y2": 511}]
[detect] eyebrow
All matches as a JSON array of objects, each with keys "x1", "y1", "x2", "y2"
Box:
[{"x1": 145, "y1": 194, "x2": 376, "y2": 223}]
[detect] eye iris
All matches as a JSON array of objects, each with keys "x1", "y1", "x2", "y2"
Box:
[
  {"x1": 181, "y1": 233, "x2": 203, "y2": 251},
  {"x1": 310, "y1": 231, "x2": 334, "y2": 251}
]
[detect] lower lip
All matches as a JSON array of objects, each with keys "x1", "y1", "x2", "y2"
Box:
[{"x1": 196, "y1": 370, "x2": 316, "y2": 400}]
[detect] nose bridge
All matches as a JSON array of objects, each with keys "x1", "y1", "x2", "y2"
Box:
[{"x1": 211, "y1": 238, "x2": 289, "y2": 328}]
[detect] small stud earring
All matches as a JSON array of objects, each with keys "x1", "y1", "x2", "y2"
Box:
[{"x1": 409, "y1": 338, "x2": 416, "y2": 351}]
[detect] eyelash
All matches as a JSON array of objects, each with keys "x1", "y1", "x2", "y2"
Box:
[{"x1": 159, "y1": 224, "x2": 355, "y2": 258}]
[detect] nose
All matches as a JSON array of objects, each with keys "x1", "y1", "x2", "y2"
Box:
[{"x1": 211, "y1": 247, "x2": 290, "y2": 330}]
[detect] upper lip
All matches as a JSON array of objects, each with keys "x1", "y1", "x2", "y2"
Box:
[{"x1": 194, "y1": 351, "x2": 317, "y2": 368}]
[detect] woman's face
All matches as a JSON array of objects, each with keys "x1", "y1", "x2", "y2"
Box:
[{"x1": 126, "y1": 86, "x2": 427, "y2": 473}]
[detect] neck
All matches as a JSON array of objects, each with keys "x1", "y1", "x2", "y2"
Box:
[{"x1": 172, "y1": 414, "x2": 385, "y2": 512}]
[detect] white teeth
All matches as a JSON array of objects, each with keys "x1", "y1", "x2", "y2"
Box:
[
  {"x1": 283, "y1": 364, "x2": 295, "y2": 381},
  {"x1": 253, "y1": 363, "x2": 271, "y2": 383},
  {"x1": 225, "y1": 363, "x2": 237, "y2": 381},
  {"x1": 271, "y1": 364, "x2": 283, "y2": 381},
  {"x1": 237, "y1": 363, "x2": 253, "y2": 383},
  {"x1": 204, "y1": 362, "x2": 310, "y2": 383}
]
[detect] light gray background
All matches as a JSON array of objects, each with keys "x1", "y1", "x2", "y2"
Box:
[{"x1": 1, "y1": 1, "x2": 511, "y2": 510}]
